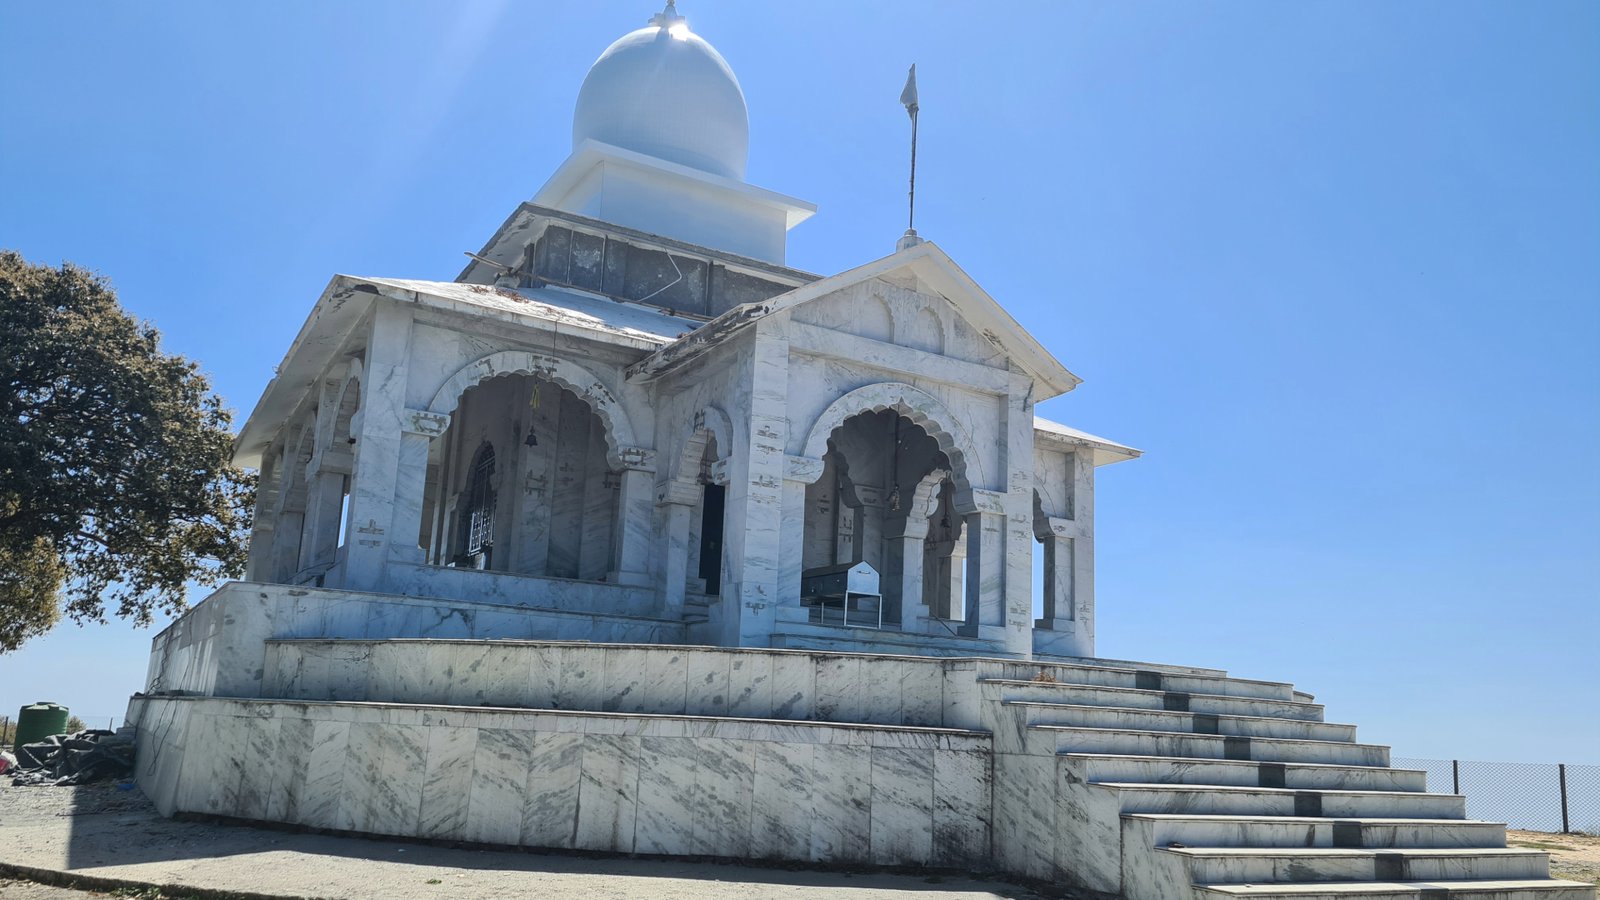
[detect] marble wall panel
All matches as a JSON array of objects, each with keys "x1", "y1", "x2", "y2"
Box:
[
  {"x1": 322, "y1": 643, "x2": 374, "y2": 702},
  {"x1": 932, "y1": 749, "x2": 991, "y2": 863},
  {"x1": 726, "y1": 653, "x2": 773, "y2": 718},
  {"x1": 991, "y1": 751, "x2": 1058, "y2": 881},
  {"x1": 527, "y1": 643, "x2": 564, "y2": 708},
  {"x1": 808, "y1": 742, "x2": 873, "y2": 863},
  {"x1": 900, "y1": 660, "x2": 944, "y2": 726},
  {"x1": 573, "y1": 733, "x2": 641, "y2": 852},
  {"x1": 767, "y1": 652, "x2": 815, "y2": 720},
  {"x1": 338, "y1": 721, "x2": 426, "y2": 837},
  {"x1": 267, "y1": 715, "x2": 314, "y2": 823},
  {"x1": 522, "y1": 731, "x2": 583, "y2": 849},
  {"x1": 298, "y1": 719, "x2": 352, "y2": 829},
  {"x1": 1056, "y1": 762, "x2": 1127, "y2": 896},
  {"x1": 438, "y1": 643, "x2": 521, "y2": 707},
  {"x1": 685, "y1": 649, "x2": 732, "y2": 716},
  {"x1": 690, "y1": 737, "x2": 755, "y2": 857},
  {"x1": 857, "y1": 658, "x2": 904, "y2": 725},
  {"x1": 601, "y1": 647, "x2": 684, "y2": 713},
  {"x1": 813, "y1": 655, "x2": 863, "y2": 723},
  {"x1": 465, "y1": 728, "x2": 533, "y2": 845},
  {"x1": 130, "y1": 698, "x2": 191, "y2": 816},
  {"x1": 419, "y1": 726, "x2": 477, "y2": 838},
  {"x1": 235, "y1": 708, "x2": 283, "y2": 821},
  {"x1": 173, "y1": 713, "x2": 233, "y2": 816},
  {"x1": 750, "y1": 741, "x2": 813, "y2": 860},
  {"x1": 869, "y1": 746, "x2": 935, "y2": 865},
  {"x1": 633, "y1": 736, "x2": 698, "y2": 855},
  {"x1": 554, "y1": 645, "x2": 600, "y2": 710}
]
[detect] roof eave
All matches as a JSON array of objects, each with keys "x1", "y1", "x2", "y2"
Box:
[{"x1": 234, "y1": 275, "x2": 376, "y2": 467}]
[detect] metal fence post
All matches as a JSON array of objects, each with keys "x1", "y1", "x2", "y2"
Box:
[
  {"x1": 1452, "y1": 759, "x2": 1461, "y2": 795},
  {"x1": 1559, "y1": 763, "x2": 1570, "y2": 834}
]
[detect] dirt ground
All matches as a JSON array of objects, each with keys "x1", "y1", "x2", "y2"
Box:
[{"x1": 1508, "y1": 829, "x2": 1600, "y2": 886}]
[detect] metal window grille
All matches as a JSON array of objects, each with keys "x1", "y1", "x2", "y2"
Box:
[{"x1": 464, "y1": 444, "x2": 496, "y2": 556}]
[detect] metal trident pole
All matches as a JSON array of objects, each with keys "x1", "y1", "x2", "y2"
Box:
[{"x1": 908, "y1": 106, "x2": 919, "y2": 232}]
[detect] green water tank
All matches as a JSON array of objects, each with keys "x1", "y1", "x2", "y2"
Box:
[{"x1": 14, "y1": 701, "x2": 69, "y2": 753}]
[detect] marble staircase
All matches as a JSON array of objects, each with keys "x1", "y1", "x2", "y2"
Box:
[{"x1": 979, "y1": 668, "x2": 1595, "y2": 899}]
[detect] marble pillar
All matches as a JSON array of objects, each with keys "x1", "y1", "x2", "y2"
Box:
[
  {"x1": 298, "y1": 469, "x2": 347, "y2": 574},
  {"x1": 341, "y1": 304, "x2": 414, "y2": 591},
  {"x1": 610, "y1": 449, "x2": 655, "y2": 588},
  {"x1": 956, "y1": 489, "x2": 1007, "y2": 638},
  {"x1": 779, "y1": 455, "x2": 825, "y2": 616},
  {"x1": 658, "y1": 499, "x2": 693, "y2": 617},
  {"x1": 390, "y1": 410, "x2": 451, "y2": 565},
  {"x1": 719, "y1": 325, "x2": 790, "y2": 647},
  {"x1": 1000, "y1": 381, "x2": 1037, "y2": 656}
]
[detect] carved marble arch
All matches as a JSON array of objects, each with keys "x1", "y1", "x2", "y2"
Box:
[
  {"x1": 427, "y1": 350, "x2": 635, "y2": 469},
  {"x1": 667, "y1": 405, "x2": 732, "y2": 500},
  {"x1": 799, "y1": 382, "x2": 982, "y2": 494},
  {"x1": 331, "y1": 360, "x2": 363, "y2": 448},
  {"x1": 278, "y1": 421, "x2": 318, "y2": 511}
]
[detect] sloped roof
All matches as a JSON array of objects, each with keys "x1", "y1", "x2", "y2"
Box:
[
  {"x1": 627, "y1": 240, "x2": 1083, "y2": 398},
  {"x1": 233, "y1": 274, "x2": 702, "y2": 465},
  {"x1": 1033, "y1": 416, "x2": 1142, "y2": 467},
  {"x1": 356, "y1": 276, "x2": 700, "y2": 347}
]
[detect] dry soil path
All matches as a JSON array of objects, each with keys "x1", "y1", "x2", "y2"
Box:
[{"x1": 1508, "y1": 830, "x2": 1600, "y2": 886}]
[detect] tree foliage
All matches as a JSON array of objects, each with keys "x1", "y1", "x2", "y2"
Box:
[{"x1": 0, "y1": 250, "x2": 255, "y2": 652}]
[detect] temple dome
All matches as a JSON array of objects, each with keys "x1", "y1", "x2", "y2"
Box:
[{"x1": 572, "y1": 3, "x2": 750, "y2": 181}]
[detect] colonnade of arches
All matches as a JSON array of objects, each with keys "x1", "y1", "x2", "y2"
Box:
[
  {"x1": 250, "y1": 372, "x2": 361, "y2": 585},
  {"x1": 246, "y1": 352, "x2": 1077, "y2": 647}
]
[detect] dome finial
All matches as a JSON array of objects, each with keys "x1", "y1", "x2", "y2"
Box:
[{"x1": 649, "y1": 1, "x2": 685, "y2": 28}]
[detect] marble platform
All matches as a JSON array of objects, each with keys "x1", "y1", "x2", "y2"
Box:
[{"x1": 126, "y1": 588, "x2": 1595, "y2": 899}]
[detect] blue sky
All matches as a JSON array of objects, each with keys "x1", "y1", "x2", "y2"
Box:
[{"x1": 1, "y1": 2, "x2": 1595, "y2": 762}]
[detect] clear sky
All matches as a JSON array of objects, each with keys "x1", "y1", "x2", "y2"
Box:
[{"x1": 1, "y1": 2, "x2": 1595, "y2": 762}]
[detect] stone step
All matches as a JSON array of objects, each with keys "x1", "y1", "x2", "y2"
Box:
[
  {"x1": 1014, "y1": 703, "x2": 1359, "y2": 742},
  {"x1": 1102, "y1": 782, "x2": 1466, "y2": 819},
  {"x1": 1194, "y1": 880, "x2": 1594, "y2": 899},
  {"x1": 1039, "y1": 725, "x2": 1391, "y2": 766},
  {"x1": 981, "y1": 678, "x2": 1327, "y2": 721},
  {"x1": 1164, "y1": 846, "x2": 1550, "y2": 884},
  {"x1": 1064, "y1": 753, "x2": 1428, "y2": 792},
  {"x1": 985, "y1": 660, "x2": 1297, "y2": 701},
  {"x1": 1124, "y1": 813, "x2": 1506, "y2": 850}
]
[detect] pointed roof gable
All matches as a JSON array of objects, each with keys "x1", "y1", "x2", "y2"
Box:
[{"x1": 627, "y1": 241, "x2": 1083, "y2": 398}]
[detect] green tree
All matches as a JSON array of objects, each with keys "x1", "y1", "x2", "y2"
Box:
[{"x1": 0, "y1": 251, "x2": 254, "y2": 652}]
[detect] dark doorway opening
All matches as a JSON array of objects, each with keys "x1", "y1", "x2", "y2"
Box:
[{"x1": 698, "y1": 483, "x2": 725, "y2": 596}]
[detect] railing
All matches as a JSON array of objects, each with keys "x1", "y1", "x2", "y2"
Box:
[{"x1": 1393, "y1": 755, "x2": 1598, "y2": 834}]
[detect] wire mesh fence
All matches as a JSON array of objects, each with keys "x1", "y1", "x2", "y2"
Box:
[{"x1": 1393, "y1": 755, "x2": 1599, "y2": 834}]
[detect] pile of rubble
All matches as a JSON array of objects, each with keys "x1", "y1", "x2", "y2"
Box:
[{"x1": 7, "y1": 728, "x2": 135, "y2": 786}]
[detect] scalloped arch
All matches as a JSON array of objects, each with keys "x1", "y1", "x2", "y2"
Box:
[
  {"x1": 427, "y1": 350, "x2": 635, "y2": 467},
  {"x1": 799, "y1": 383, "x2": 982, "y2": 491}
]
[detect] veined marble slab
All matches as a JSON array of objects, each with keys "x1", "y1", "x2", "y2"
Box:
[{"x1": 128, "y1": 695, "x2": 991, "y2": 870}]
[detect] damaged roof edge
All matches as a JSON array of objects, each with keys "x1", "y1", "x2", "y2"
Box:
[{"x1": 233, "y1": 275, "x2": 377, "y2": 468}]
